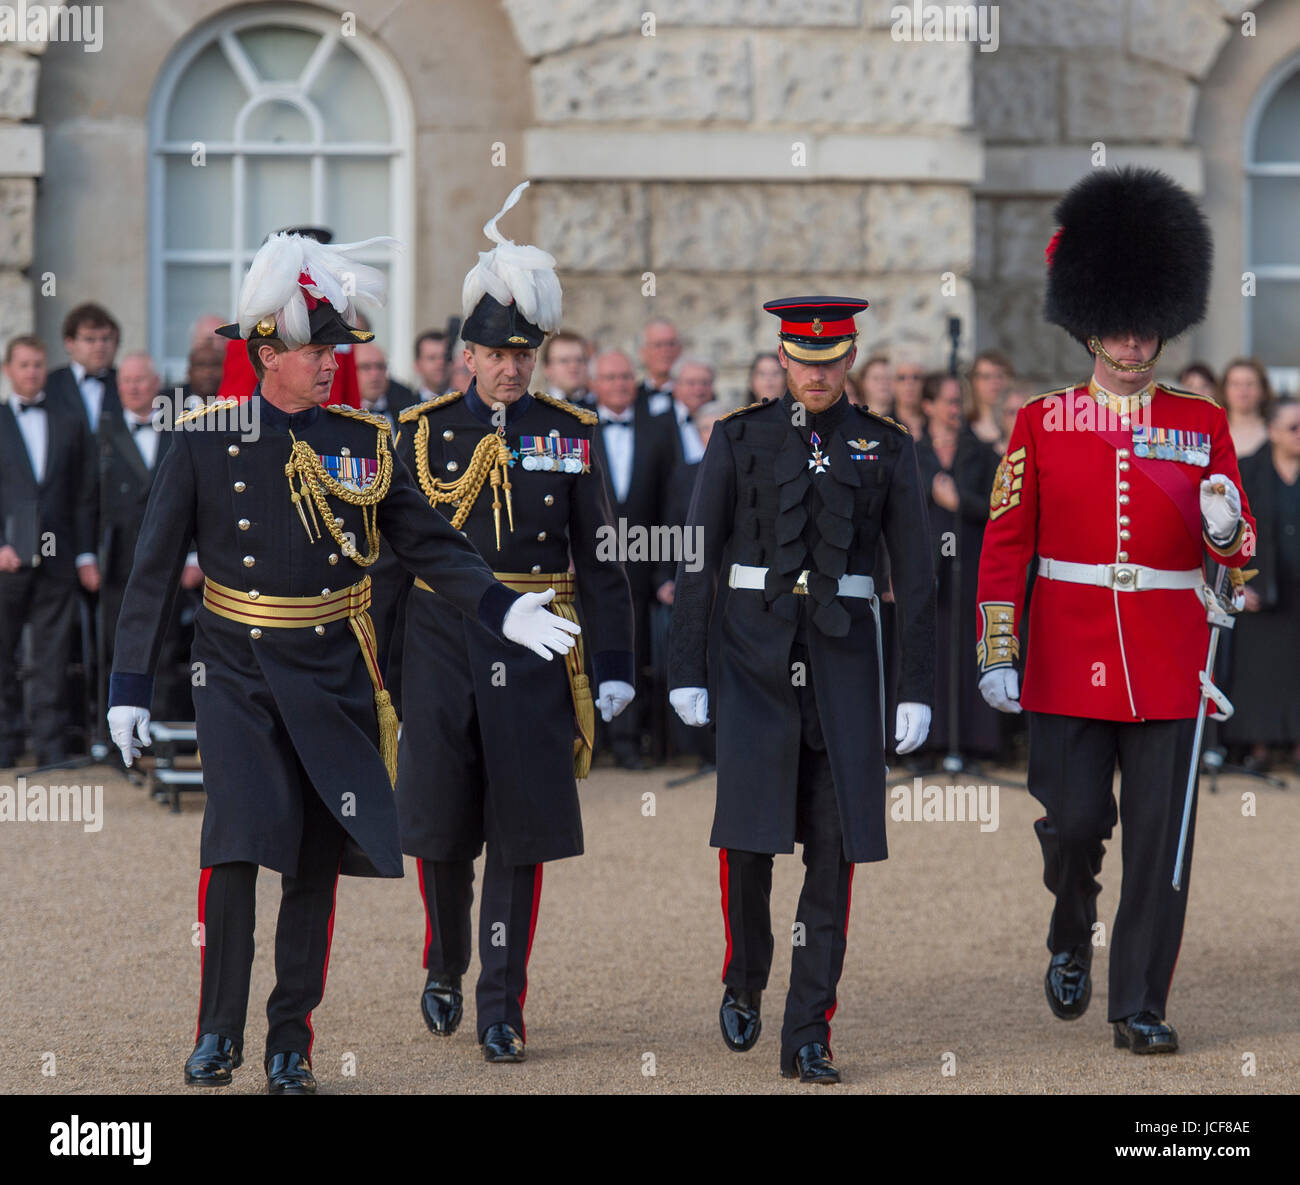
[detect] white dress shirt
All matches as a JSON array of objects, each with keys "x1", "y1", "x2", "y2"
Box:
[
  {"x1": 8, "y1": 392, "x2": 95, "y2": 568},
  {"x1": 599, "y1": 407, "x2": 636, "y2": 505},
  {"x1": 123, "y1": 407, "x2": 161, "y2": 470},
  {"x1": 672, "y1": 399, "x2": 706, "y2": 465},
  {"x1": 70, "y1": 360, "x2": 107, "y2": 432}
]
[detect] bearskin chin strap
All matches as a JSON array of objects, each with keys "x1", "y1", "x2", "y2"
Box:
[{"x1": 1088, "y1": 335, "x2": 1164, "y2": 374}]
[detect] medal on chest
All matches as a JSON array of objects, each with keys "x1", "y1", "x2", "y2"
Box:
[
  {"x1": 517, "y1": 432, "x2": 590, "y2": 474},
  {"x1": 1131, "y1": 424, "x2": 1211, "y2": 466},
  {"x1": 807, "y1": 430, "x2": 829, "y2": 476}
]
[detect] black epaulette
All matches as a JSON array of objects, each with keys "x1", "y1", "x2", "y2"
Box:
[
  {"x1": 399, "y1": 390, "x2": 464, "y2": 423},
  {"x1": 533, "y1": 391, "x2": 598, "y2": 425},
  {"x1": 1158, "y1": 382, "x2": 1220, "y2": 406},
  {"x1": 174, "y1": 398, "x2": 240, "y2": 426},
  {"x1": 860, "y1": 407, "x2": 910, "y2": 435},
  {"x1": 327, "y1": 404, "x2": 391, "y2": 432},
  {"x1": 719, "y1": 400, "x2": 766, "y2": 421}
]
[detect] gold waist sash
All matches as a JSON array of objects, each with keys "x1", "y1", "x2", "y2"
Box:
[
  {"x1": 202, "y1": 575, "x2": 398, "y2": 786},
  {"x1": 413, "y1": 570, "x2": 594, "y2": 778}
]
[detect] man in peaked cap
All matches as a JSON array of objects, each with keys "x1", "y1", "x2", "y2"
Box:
[
  {"x1": 976, "y1": 168, "x2": 1256, "y2": 1053},
  {"x1": 395, "y1": 182, "x2": 634, "y2": 1063},
  {"x1": 107, "y1": 231, "x2": 579, "y2": 1094},
  {"x1": 668, "y1": 296, "x2": 936, "y2": 1084}
]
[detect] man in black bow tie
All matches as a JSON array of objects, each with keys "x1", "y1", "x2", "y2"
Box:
[
  {"x1": 590, "y1": 349, "x2": 678, "y2": 768},
  {"x1": 46, "y1": 303, "x2": 121, "y2": 436},
  {"x1": 0, "y1": 335, "x2": 98, "y2": 767},
  {"x1": 668, "y1": 297, "x2": 936, "y2": 1084}
]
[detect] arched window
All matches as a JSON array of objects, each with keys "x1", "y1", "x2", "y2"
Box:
[
  {"x1": 148, "y1": 6, "x2": 412, "y2": 382},
  {"x1": 1245, "y1": 53, "x2": 1300, "y2": 390}
]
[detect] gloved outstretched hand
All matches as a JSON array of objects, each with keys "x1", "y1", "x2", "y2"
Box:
[{"x1": 501, "y1": 589, "x2": 582, "y2": 660}]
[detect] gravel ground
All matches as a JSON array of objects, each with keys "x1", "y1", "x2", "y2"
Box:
[{"x1": 1, "y1": 759, "x2": 1296, "y2": 1095}]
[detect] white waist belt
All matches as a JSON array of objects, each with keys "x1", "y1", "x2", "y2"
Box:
[
  {"x1": 1037, "y1": 556, "x2": 1202, "y2": 592},
  {"x1": 728, "y1": 563, "x2": 875, "y2": 599}
]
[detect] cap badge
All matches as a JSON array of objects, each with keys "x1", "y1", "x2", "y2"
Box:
[
  {"x1": 507, "y1": 335, "x2": 528, "y2": 345},
  {"x1": 811, "y1": 318, "x2": 823, "y2": 336},
  {"x1": 256, "y1": 317, "x2": 276, "y2": 337}
]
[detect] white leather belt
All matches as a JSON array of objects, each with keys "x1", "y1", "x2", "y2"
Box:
[
  {"x1": 728, "y1": 563, "x2": 875, "y2": 599},
  {"x1": 1037, "y1": 556, "x2": 1202, "y2": 592}
]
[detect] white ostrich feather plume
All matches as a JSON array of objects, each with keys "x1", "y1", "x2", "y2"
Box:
[
  {"x1": 237, "y1": 233, "x2": 400, "y2": 347},
  {"x1": 460, "y1": 181, "x2": 562, "y2": 332}
]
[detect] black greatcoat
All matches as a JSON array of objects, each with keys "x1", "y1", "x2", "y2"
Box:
[
  {"x1": 394, "y1": 384, "x2": 634, "y2": 867},
  {"x1": 109, "y1": 394, "x2": 518, "y2": 880},
  {"x1": 668, "y1": 393, "x2": 935, "y2": 863}
]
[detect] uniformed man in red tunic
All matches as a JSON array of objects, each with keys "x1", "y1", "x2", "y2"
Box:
[{"x1": 976, "y1": 168, "x2": 1255, "y2": 1054}]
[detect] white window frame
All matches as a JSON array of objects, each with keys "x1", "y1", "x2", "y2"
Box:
[
  {"x1": 1242, "y1": 48, "x2": 1300, "y2": 390},
  {"x1": 147, "y1": 5, "x2": 414, "y2": 382}
]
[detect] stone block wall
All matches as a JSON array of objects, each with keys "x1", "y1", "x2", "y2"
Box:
[{"x1": 972, "y1": 0, "x2": 1243, "y2": 386}]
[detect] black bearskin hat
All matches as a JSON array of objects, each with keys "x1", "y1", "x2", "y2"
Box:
[{"x1": 1043, "y1": 167, "x2": 1212, "y2": 344}]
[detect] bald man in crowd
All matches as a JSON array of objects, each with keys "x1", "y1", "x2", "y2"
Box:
[
  {"x1": 99, "y1": 353, "x2": 202, "y2": 711},
  {"x1": 590, "y1": 349, "x2": 680, "y2": 766},
  {"x1": 636, "y1": 318, "x2": 683, "y2": 406}
]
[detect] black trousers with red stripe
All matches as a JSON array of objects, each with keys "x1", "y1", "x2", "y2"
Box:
[
  {"x1": 419, "y1": 848, "x2": 542, "y2": 1041},
  {"x1": 1027, "y1": 711, "x2": 1200, "y2": 1022},
  {"x1": 720, "y1": 729, "x2": 855, "y2": 1066},
  {"x1": 196, "y1": 781, "x2": 345, "y2": 1061}
]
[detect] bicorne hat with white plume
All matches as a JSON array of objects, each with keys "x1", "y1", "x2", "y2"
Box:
[
  {"x1": 460, "y1": 181, "x2": 562, "y2": 350},
  {"x1": 216, "y1": 232, "x2": 397, "y2": 346}
]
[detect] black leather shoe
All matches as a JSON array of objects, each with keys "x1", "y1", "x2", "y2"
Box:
[
  {"x1": 265, "y1": 1051, "x2": 317, "y2": 1094},
  {"x1": 780, "y1": 1042, "x2": 841, "y2": 1084},
  {"x1": 1113, "y1": 1012, "x2": 1179, "y2": 1054},
  {"x1": 420, "y1": 973, "x2": 463, "y2": 1037},
  {"x1": 1045, "y1": 949, "x2": 1092, "y2": 1020},
  {"x1": 183, "y1": 1034, "x2": 242, "y2": 1086},
  {"x1": 480, "y1": 1022, "x2": 526, "y2": 1063},
  {"x1": 719, "y1": 987, "x2": 762, "y2": 1052}
]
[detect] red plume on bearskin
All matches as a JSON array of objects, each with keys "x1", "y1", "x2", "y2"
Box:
[{"x1": 1043, "y1": 167, "x2": 1212, "y2": 343}]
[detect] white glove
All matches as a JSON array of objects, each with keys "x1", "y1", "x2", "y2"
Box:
[
  {"x1": 596, "y1": 680, "x2": 635, "y2": 723},
  {"x1": 894, "y1": 702, "x2": 931, "y2": 755},
  {"x1": 108, "y1": 706, "x2": 152, "y2": 767},
  {"x1": 1200, "y1": 473, "x2": 1241, "y2": 544},
  {"x1": 670, "y1": 687, "x2": 709, "y2": 727},
  {"x1": 979, "y1": 668, "x2": 1022, "y2": 714},
  {"x1": 501, "y1": 588, "x2": 582, "y2": 660}
]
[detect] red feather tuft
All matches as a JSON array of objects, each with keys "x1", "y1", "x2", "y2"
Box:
[
  {"x1": 1044, "y1": 228, "x2": 1063, "y2": 268},
  {"x1": 297, "y1": 270, "x2": 319, "y2": 310}
]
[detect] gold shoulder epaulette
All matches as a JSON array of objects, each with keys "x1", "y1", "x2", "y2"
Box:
[
  {"x1": 720, "y1": 400, "x2": 765, "y2": 421},
  {"x1": 1158, "y1": 382, "x2": 1221, "y2": 406},
  {"x1": 399, "y1": 390, "x2": 463, "y2": 423},
  {"x1": 327, "y1": 404, "x2": 390, "y2": 432},
  {"x1": 864, "y1": 409, "x2": 909, "y2": 435},
  {"x1": 533, "y1": 391, "x2": 598, "y2": 425},
  {"x1": 175, "y1": 397, "x2": 240, "y2": 426},
  {"x1": 1023, "y1": 383, "x2": 1077, "y2": 407}
]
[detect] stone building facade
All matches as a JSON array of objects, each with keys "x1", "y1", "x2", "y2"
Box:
[{"x1": 0, "y1": 0, "x2": 1295, "y2": 398}]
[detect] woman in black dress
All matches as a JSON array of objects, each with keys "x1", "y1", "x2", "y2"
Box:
[
  {"x1": 915, "y1": 371, "x2": 1002, "y2": 760},
  {"x1": 1223, "y1": 398, "x2": 1300, "y2": 773}
]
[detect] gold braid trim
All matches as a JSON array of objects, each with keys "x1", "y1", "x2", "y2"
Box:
[
  {"x1": 327, "y1": 404, "x2": 392, "y2": 432},
  {"x1": 399, "y1": 390, "x2": 464, "y2": 423},
  {"x1": 283, "y1": 428, "x2": 393, "y2": 566},
  {"x1": 532, "y1": 391, "x2": 598, "y2": 425},
  {"x1": 413, "y1": 416, "x2": 514, "y2": 545}
]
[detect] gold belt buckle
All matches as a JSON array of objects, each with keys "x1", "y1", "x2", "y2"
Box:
[{"x1": 793, "y1": 570, "x2": 810, "y2": 595}]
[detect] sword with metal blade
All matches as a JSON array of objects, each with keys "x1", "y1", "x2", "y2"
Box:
[{"x1": 1172, "y1": 562, "x2": 1237, "y2": 891}]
